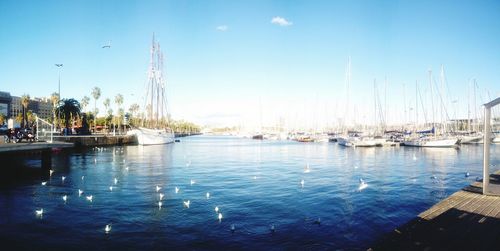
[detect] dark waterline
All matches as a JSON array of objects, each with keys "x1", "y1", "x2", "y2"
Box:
[{"x1": 0, "y1": 136, "x2": 498, "y2": 250}]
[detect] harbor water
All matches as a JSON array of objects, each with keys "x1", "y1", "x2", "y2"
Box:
[{"x1": 0, "y1": 136, "x2": 498, "y2": 250}]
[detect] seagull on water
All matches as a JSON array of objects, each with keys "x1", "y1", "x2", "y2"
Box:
[
  {"x1": 159, "y1": 193, "x2": 164, "y2": 200},
  {"x1": 61, "y1": 176, "x2": 66, "y2": 182},
  {"x1": 412, "y1": 154, "x2": 417, "y2": 161},
  {"x1": 114, "y1": 178, "x2": 118, "y2": 185},
  {"x1": 230, "y1": 224, "x2": 235, "y2": 233},
  {"x1": 125, "y1": 166, "x2": 129, "y2": 171},
  {"x1": 300, "y1": 179, "x2": 305, "y2": 188},
  {"x1": 215, "y1": 206, "x2": 219, "y2": 213},
  {"x1": 158, "y1": 201, "x2": 163, "y2": 209},
  {"x1": 86, "y1": 195, "x2": 93, "y2": 202},
  {"x1": 35, "y1": 208, "x2": 43, "y2": 217},
  {"x1": 109, "y1": 186, "x2": 113, "y2": 191},
  {"x1": 105, "y1": 224, "x2": 112, "y2": 234},
  {"x1": 78, "y1": 189, "x2": 84, "y2": 196},
  {"x1": 304, "y1": 163, "x2": 311, "y2": 173},
  {"x1": 49, "y1": 170, "x2": 54, "y2": 176},
  {"x1": 206, "y1": 192, "x2": 210, "y2": 199},
  {"x1": 156, "y1": 185, "x2": 161, "y2": 192},
  {"x1": 175, "y1": 187, "x2": 179, "y2": 194},
  {"x1": 190, "y1": 179, "x2": 195, "y2": 185},
  {"x1": 270, "y1": 224, "x2": 276, "y2": 233},
  {"x1": 218, "y1": 212, "x2": 223, "y2": 222},
  {"x1": 465, "y1": 172, "x2": 470, "y2": 177},
  {"x1": 358, "y1": 178, "x2": 368, "y2": 191},
  {"x1": 62, "y1": 195, "x2": 68, "y2": 203},
  {"x1": 41, "y1": 181, "x2": 47, "y2": 186},
  {"x1": 81, "y1": 175, "x2": 85, "y2": 181},
  {"x1": 183, "y1": 200, "x2": 190, "y2": 208}
]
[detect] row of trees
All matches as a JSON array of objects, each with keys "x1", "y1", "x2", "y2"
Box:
[{"x1": 6, "y1": 87, "x2": 201, "y2": 135}]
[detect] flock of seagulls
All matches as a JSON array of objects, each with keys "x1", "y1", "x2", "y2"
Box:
[{"x1": 33, "y1": 149, "x2": 471, "y2": 237}]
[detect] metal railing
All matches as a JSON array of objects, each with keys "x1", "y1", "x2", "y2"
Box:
[{"x1": 36, "y1": 115, "x2": 54, "y2": 143}]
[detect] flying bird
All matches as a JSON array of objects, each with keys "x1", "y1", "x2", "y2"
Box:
[
  {"x1": 55, "y1": 64, "x2": 63, "y2": 67},
  {"x1": 183, "y1": 200, "x2": 190, "y2": 208},
  {"x1": 102, "y1": 41, "x2": 111, "y2": 48},
  {"x1": 35, "y1": 208, "x2": 44, "y2": 217},
  {"x1": 86, "y1": 195, "x2": 93, "y2": 202}
]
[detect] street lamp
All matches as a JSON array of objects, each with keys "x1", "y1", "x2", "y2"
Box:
[{"x1": 55, "y1": 64, "x2": 63, "y2": 98}]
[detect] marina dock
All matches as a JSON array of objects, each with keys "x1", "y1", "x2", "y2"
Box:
[
  {"x1": 0, "y1": 142, "x2": 74, "y2": 169},
  {"x1": 370, "y1": 171, "x2": 500, "y2": 250}
]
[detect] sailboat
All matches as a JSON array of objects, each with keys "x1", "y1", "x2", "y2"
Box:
[
  {"x1": 128, "y1": 34, "x2": 175, "y2": 145},
  {"x1": 402, "y1": 68, "x2": 459, "y2": 148}
]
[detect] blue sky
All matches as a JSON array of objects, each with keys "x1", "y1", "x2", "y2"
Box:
[{"x1": 0, "y1": 0, "x2": 499, "y2": 128}]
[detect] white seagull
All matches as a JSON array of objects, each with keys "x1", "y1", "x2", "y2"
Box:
[
  {"x1": 358, "y1": 178, "x2": 368, "y2": 191},
  {"x1": 230, "y1": 224, "x2": 235, "y2": 232},
  {"x1": 412, "y1": 154, "x2": 417, "y2": 161},
  {"x1": 215, "y1": 206, "x2": 219, "y2": 213},
  {"x1": 206, "y1": 192, "x2": 210, "y2": 199},
  {"x1": 156, "y1": 185, "x2": 161, "y2": 192},
  {"x1": 62, "y1": 195, "x2": 68, "y2": 203},
  {"x1": 175, "y1": 187, "x2": 179, "y2": 194},
  {"x1": 109, "y1": 186, "x2": 113, "y2": 191},
  {"x1": 114, "y1": 178, "x2": 118, "y2": 185},
  {"x1": 49, "y1": 170, "x2": 54, "y2": 176},
  {"x1": 190, "y1": 179, "x2": 195, "y2": 185},
  {"x1": 158, "y1": 201, "x2": 163, "y2": 209},
  {"x1": 218, "y1": 212, "x2": 223, "y2": 222},
  {"x1": 300, "y1": 179, "x2": 305, "y2": 188},
  {"x1": 35, "y1": 208, "x2": 43, "y2": 217},
  {"x1": 183, "y1": 200, "x2": 190, "y2": 208},
  {"x1": 270, "y1": 224, "x2": 276, "y2": 233},
  {"x1": 105, "y1": 224, "x2": 112, "y2": 234},
  {"x1": 61, "y1": 176, "x2": 66, "y2": 182},
  {"x1": 86, "y1": 195, "x2": 93, "y2": 202},
  {"x1": 78, "y1": 189, "x2": 84, "y2": 196},
  {"x1": 81, "y1": 175, "x2": 85, "y2": 181},
  {"x1": 41, "y1": 181, "x2": 47, "y2": 186},
  {"x1": 159, "y1": 193, "x2": 164, "y2": 200}
]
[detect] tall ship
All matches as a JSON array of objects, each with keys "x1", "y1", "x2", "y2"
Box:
[{"x1": 128, "y1": 34, "x2": 175, "y2": 145}]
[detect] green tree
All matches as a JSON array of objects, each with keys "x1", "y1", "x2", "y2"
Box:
[
  {"x1": 20, "y1": 94, "x2": 30, "y2": 128},
  {"x1": 103, "y1": 98, "x2": 111, "y2": 133},
  {"x1": 0, "y1": 113, "x2": 5, "y2": 125},
  {"x1": 56, "y1": 98, "x2": 81, "y2": 134},
  {"x1": 129, "y1": 103, "x2": 140, "y2": 126},
  {"x1": 114, "y1": 94, "x2": 123, "y2": 133},
  {"x1": 81, "y1": 96, "x2": 90, "y2": 112}
]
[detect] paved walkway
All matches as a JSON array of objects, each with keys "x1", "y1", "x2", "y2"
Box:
[{"x1": 370, "y1": 171, "x2": 500, "y2": 250}]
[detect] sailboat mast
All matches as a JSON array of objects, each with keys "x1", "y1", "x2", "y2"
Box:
[{"x1": 428, "y1": 70, "x2": 435, "y2": 137}]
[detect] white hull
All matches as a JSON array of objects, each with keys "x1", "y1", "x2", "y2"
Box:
[
  {"x1": 338, "y1": 137, "x2": 378, "y2": 147},
  {"x1": 403, "y1": 138, "x2": 458, "y2": 147},
  {"x1": 128, "y1": 127, "x2": 175, "y2": 145},
  {"x1": 460, "y1": 135, "x2": 483, "y2": 144}
]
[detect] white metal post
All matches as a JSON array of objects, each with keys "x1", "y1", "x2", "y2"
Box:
[{"x1": 483, "y1": 107, "x2": 491, "y2": 195}]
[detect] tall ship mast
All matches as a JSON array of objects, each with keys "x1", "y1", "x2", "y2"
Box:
[{"x1": 129, "y1": 34, "x2": 175, "y2": 145}]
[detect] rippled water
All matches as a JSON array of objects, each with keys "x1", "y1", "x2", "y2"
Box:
[{"x1": 0, "y1": 136, "x2": 498, "y2": 250}]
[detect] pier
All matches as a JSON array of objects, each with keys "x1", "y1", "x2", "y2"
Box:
[
  {"x1": 370, "y1": 171, "x2": 500, "y2": 250},
  {"x1": 0, "y1": 142, "x2": 74, "y2": 169}
]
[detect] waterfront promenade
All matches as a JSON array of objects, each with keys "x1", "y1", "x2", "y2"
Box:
[{"x1": 371, "y1": 171, "x2": 500, "y2": 250}]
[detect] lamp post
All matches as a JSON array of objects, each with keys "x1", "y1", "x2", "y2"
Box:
[{"x1": 55, "y1": 64, "x2": 63, "y2": 98}]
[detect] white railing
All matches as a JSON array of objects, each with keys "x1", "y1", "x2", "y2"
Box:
[{"x1": 36, "y1": 115, "x2": 54, "y2": 143}]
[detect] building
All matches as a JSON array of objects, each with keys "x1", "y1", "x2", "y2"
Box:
[
  {"x1": 0, "y1": 91, "x2": 54, "y2": 121},
  {"x1": 0, "y1": 91, "x2": 12, "y2": 117}
]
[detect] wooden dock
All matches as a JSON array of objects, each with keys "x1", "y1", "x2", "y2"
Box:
[
  {"x1": 0, "y1": 142, "x2": 74, "y2": 169},
  {"x1": 370, "y1": 171, "x2": 500, "y2": 250}
]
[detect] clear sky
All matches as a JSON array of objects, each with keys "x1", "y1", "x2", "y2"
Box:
[{"x1": 1, "y1": 0, "x2": 499, "y2": 129}]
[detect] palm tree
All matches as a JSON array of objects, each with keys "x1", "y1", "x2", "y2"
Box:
[
  {"x1": 91, "y1": 87, "x2": 101, "y2": 131},
  {"x1": 129, "y1": 103, "x2": 140, "y2": 126},
  {"x1": 81, "y1": 96, "x2": 90, "y2": 112},
  {"x1": 56, "y1": 98, "x2": 81, "y2": 135},
  {"x1": 103, "y1": 98, "x2": 110, "y2": 133},
  {"x1": 115, "y1": 94, "x2": 123, "y2": 133},
  {"x1": 50, "y1": 92, "x2": 60, "y2": 128},
  {"x1": 20, "y1": 94, "x2": 30, "y2": 128}
]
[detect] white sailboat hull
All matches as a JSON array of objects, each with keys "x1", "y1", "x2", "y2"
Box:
[
  {"x1": 403, "y1": 138, "x2": 458, "y2": 147},
  {"x1": 129, "y1": 127, "x2": 175, "y2": 145}
]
